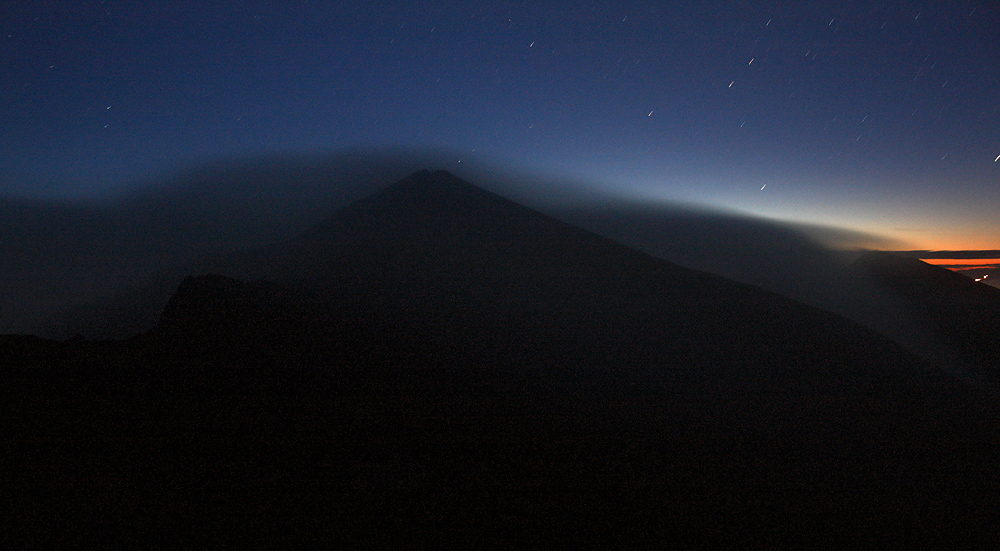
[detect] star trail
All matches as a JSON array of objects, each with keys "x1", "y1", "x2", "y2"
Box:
[{"x1": 2, "y1": 1, "x2": 998, "y2": 254}]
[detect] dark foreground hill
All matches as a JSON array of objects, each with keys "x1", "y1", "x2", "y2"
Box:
[{"x1": 3, "y1": 171, "x2": 999, "y2": 548}]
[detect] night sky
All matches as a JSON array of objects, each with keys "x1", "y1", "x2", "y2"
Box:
[{"x1": 4, "y1": 1, "x2": 999, "y2": 259}]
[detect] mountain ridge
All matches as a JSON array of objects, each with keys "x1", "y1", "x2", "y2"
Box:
[
  {"x1": 4, "y1": 169, "x2": 998, "y2": 547},
  {"x1": 181, "y1": 169, "x2": 928, "y2": 374}
]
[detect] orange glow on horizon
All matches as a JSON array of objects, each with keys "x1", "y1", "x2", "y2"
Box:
[{"x1": 922, "y1": 259, "x2": 1000, "y2": 272}]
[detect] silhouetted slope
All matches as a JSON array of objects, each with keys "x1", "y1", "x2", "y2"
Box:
[
  {"x1": 853, "y1": 251, "x2": 1000, "y2": 374},
  {"x1": 6, "y1": 171, "x2": 999, "y2": 548},
  {"x1": 554, "y1": 202, "x2": 863, "y2": 305},
  {"x1": 196, "y1": 169, "x2": 922, "y2": 374},
  {"x1": 549, "y1": 202, "x2": 964, "y2": 372}
]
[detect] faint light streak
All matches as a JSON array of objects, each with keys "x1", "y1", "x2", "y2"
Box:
[
  {"x1": 648, "y1": 111, "x2": 653, "y2": 117},
  {"x1": 760, "y1": 184, "x2": 766, "y2": 190},
  {"x1": 994, "y1": 154, "x2": 1000, "y2": 162},
  {"x1": 748, "y1": 58, "x2": 754, "y2": 65},
  {"x1": 729, "y1": 81, "x2": 734, "y2": 88}
]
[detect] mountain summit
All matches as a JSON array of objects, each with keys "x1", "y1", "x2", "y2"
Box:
[
  {"x1": 187, "y1": 169, "x2": 923, "y2": 374},
  {"x1": 5, "y1": 170, "x2": 997, "y2": 547}
]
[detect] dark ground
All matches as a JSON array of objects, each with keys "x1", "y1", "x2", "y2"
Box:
[{"x1": 4, "y1": 171, "x2": 999, "y2": 548}]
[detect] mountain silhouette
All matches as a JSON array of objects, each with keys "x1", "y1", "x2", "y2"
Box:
[
  {"x1": 179, "y1": 169, "x2": 925, "y2": 376},
  {"x1": 4, "y1": 170, "x2": 998, "y2": 548}
]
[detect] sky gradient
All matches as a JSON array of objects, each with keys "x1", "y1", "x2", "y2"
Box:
[{"x1": 3, "y1": 1, "x2": 998, "y2": 253}]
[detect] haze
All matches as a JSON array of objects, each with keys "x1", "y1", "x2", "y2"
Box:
[{"x1": 3, "y1": 1, "x2": 998, "y2": 255}]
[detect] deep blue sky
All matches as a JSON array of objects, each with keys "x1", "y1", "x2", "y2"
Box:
[{"x1": 3, "y1": 1, "x2": 999, "y2": 250}]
